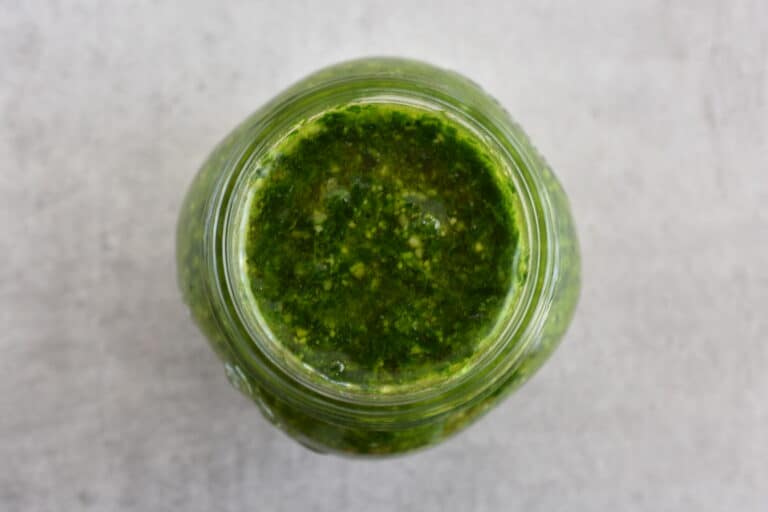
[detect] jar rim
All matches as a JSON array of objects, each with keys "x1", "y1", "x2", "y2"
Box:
[{"x1": 204, "y1": 58, "x2": 557, "y2": 425}]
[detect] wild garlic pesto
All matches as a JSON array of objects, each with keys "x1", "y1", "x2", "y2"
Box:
[
  {"x1": 176, "y1": 57, "x2": 580, "y2": 456},
  {"x1": 242, "y1": 104, "x2": 523, "y2": 389}
]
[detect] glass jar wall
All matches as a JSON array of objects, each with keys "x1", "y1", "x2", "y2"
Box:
[{"x1": 176, "y1": 58, "x2": 580, "y2": 456}]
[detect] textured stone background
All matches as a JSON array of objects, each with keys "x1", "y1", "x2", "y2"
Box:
[{"x1": 1, "y1": 1, "x2": 766, "y2": 510}]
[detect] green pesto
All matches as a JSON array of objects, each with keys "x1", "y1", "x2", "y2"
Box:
[
  {"x1": 176, "y1": 58, "x2": 581, "y2": 456},
  {"x1": 243, "y1": 104, "x2": 521, "y2": 388}
]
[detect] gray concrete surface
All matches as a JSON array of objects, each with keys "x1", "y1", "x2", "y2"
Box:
[{"x1": 2, "y1": 1, "x2": 767, "y2": 511}]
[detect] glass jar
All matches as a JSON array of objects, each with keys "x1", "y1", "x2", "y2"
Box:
[{"x1": 176, "y1": 57, "x2": 580, "y2": 456}]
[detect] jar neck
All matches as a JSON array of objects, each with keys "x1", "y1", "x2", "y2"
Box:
[{"x1": 203, "y1": 59, "x2": 560, "y2": 425}]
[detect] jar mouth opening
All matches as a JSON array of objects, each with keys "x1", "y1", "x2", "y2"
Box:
[{"x1": 215, "y1": 76, "x2": 545, "y2": 409}]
